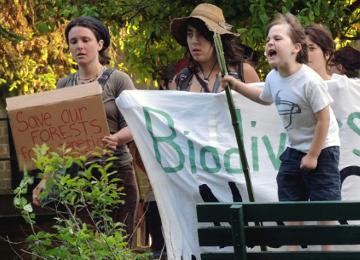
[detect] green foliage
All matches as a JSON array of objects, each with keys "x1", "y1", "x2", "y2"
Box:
[
  {"x1": 216, "y1": 0, "x2": 358, "y2": 78},
  {"x1": 13, "y1": 171, "x2": 36, "y2": 228},
  {"x1": 0, "y1": 1, "x2": 70, "y2": 108},
  {"x1": 0, "y1": 0, "x2": 358, "y2": 100},
  {"x1": 13, "y1": 144, "x2": 147, "y2": 259}
]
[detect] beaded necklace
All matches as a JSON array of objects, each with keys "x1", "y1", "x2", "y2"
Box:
[{"x1": 76, "y1": 66, "x2": 105, "y2": 85}]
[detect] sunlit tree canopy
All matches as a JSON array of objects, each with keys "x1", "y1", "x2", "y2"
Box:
[{"x1": 0, "y1": 0, "x2": 359, "y2": 105}]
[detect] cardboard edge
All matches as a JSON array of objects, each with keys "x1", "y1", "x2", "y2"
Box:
[{"x1": 6, "y1": 82, "x2": 103, "y2": 111}]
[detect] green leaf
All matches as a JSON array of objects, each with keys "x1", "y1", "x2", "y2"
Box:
[
  {"x1": 259, "y1": 12, "x2": 268, "y2": 24},
  {"x1": 36, "y1": 22, "x2": 50, "y2": 33}
]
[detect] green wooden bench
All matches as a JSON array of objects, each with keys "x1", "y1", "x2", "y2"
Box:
[{"x1": 197, "y1": 201, "x2": 360, "y2": 260}]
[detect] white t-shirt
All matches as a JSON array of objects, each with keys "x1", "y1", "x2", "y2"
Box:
[
  {"x1": 259, "y1": 64, "x2": 340, "y2": 152},
  {"x1": 328, "y1": 73, "x2": 360, "y2": 122}
]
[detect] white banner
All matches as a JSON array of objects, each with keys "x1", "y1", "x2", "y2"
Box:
[{"x1": 117, "y1": 75, "x2": 360, "y2": 260}]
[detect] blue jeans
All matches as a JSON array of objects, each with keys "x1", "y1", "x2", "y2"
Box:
[{"x1": 277, "y1": 146, "x2": 341, "y2": 201}]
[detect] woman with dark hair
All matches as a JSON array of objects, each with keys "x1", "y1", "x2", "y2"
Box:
[
  {"x1": 169, "y1": 3, "x2": 260, "y2": 92},
  {"x1": 32, "y1": 16, "x2": 139, "y2": 244},
  {"x1": 305, "y1": 23, "x2": 335, "y2": 80},
  {"x1": 331, "y1": 45, "x2": 360, "y2": 78}
]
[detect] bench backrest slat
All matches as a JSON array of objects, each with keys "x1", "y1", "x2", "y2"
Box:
[
  {"x1": 198, "y1": 227, "x2": 232, "y2": 247},
  {"x1": 246, "y1": 225, "x2": 360, "y2": 246},
  {"x1": 198, "y1": 225, "x2": 360, "y2": 246},
  {"x1": 247, "y1": 252, "x2": 360, "y2": 260},
  {"x1": 197, "y1": 201, "x2": 360, "y2": 222},
  {"x1": 197, "y1": 201, "x2": 360, "y2": 260},
  {"x1": 200, "y1": 253, "x2": 233, "y2": 260},
  {"x1": 201, "y1": 252, "x2": 360, "y2": 260}
]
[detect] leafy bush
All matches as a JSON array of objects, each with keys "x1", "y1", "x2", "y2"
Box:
[{"x1": 14, "y1": 144, "x2": 147, "y2": 259}]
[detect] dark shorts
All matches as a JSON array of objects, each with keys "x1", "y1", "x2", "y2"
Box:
[{"x1": 277, "y1": 146, "x2": 341, "y2": 201}]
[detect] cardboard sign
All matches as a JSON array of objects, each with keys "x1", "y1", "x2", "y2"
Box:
[{"x1": 6, "y1": 82, "x2": 110, "y2": 170}]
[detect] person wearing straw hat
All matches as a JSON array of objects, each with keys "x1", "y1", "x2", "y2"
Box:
[{"x1": 169, "y1": 3, "x2": 260, "y2": 92}]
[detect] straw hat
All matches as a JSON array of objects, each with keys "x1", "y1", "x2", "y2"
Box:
[{"x1": 170, "y1": 3, "x2": 238, "y2": 46}]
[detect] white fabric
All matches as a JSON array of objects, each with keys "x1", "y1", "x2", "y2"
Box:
[
  {"x1": 116, "y1": 78, "x2": 360, "y2": 260},
  {"x1": 327, "y1": 74, "x2": 360, "y2": 168},
  {"x1": 260, "y1": 64, "x2": 340, "y2": 152}
]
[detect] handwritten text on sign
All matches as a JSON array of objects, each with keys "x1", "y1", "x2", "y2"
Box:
[{"x1": 15, "y1": 105, "x2": 105, "y2": 161}]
